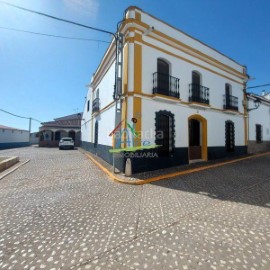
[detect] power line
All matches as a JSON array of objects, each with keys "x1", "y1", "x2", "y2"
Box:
[
  {"x1": 0, "y1": 26, "x2": 111, "y2": 43},
  {"x1": 246, "y1": 83, "x2": 270, "y2": 90},
  {"x1": 0, "y1": 1, "x2": 115, "y2": 37},
  {"x1": 0, "y1": 108, "x2": 42, "y2": 123}
]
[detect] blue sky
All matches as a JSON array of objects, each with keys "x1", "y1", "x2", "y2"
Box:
[{"x1": 0, "y1": 0, "x2": 270, "y2": 132}]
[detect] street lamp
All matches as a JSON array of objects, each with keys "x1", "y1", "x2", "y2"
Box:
[
  {"x1": 247, "y1": 97, "x2": 261, "y2": 112},
  {"x1": 243, "y1": 83, "x2": 270, "y2": 112}
]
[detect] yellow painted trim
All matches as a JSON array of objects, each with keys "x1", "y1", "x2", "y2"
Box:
[
  {"x1": 133, "y1": 97, "x2": 142, "y2": 146},
  {"x1": 121, "y1": 98, "x2": 127, "y2": 148},
  {"x1": 188, "y1": 114, "x2": 208, "y2": 161},
  {"x1": 187, "y1": 101, "x2": 211, "y2": 108},
  {"x1": 134, "y1": 43, "x2": 142, "y2": 93},
  {"x1": 91, "y1": 101, "x2": 115, "y2": 116},
  {"x1": 127, "y1": 31, "x2": 244, "y2": 84},
  {"x1": 121, "y1": 43, "x2": 129, "y2": 148},
  {"x1": 121, "y1": 18, "x2": 246, "y2": 80},
  {"x1": 127, "y1": 92, "x2": 245, "y2": 116},
  {"x1": 128, "y1": 92, "x2": 153, "y2": 98},
  {"x1": 123, "y1": 44, "x2": 129, "y2": 95},
  {"x1": 83, "y1": 149, "x2": 270, "y2": 185},
  {"x1": 93, "y1": 10, "x2": 246, "y2": 92},
  {"x1": 142, "y1": 40, "x2": 243, "y2": 85},
  {"x1": 153, "y1": 93, "x2": 182, "y2": 102},
  {"x1": 125, "y1": 36, "x2": 135, "y2": 44},
  {"x1": 135, "y1": 11, "x2": 141, "y2": 21},
  {"x1": 215, "y1": 108, "x2": 244, "y2": 116},
  {"x1": 150, "y1": 30, "x2": 246, "y2": 80},
  {"x1": 120, "y1": 18, "x2": 149, "y2": 33},
  {"x1": 124, "y1": 6, "x2": 246, "y2": 76},
  {"x1": 133, "y1": 39, "x2": 142, "y2": 147}
]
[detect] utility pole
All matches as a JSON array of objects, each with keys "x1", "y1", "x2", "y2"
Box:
[
  {"x1": 0, "y1": 2, "x2": 125, "y2": 171},
  {"x1": 112, "y1": 32, "x2": 124, "y2": 173}
]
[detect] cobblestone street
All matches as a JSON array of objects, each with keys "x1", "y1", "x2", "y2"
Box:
[{"x1": 0, "y1": 146, "x2": 269, "y2": 270}]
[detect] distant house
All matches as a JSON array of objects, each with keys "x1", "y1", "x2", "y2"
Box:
[
  {"x1": 0, "y1": 125, "x2": 30, "y2": 150},
  {"x1": 262, "y1": 91, "x2": 270, "y2": 100},
  {"x1": 39, "y1": 113, "x2": 82, "y2": 147},
  {"x1": 247, "y1": 92, "x2": 270, "y2": 153}
]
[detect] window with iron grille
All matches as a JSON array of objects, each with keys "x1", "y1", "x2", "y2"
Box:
[
  {"x1": 256, "y1": 124, "x2": 262, "y2": 143},
  {"x1": 94, "y1": 121, "x2": 99, "y2": 148},
  {"x1": 225, "y1": 120, "x2": 235, "y2": 152},
  {"x1": 155, "y1": 111, "x2": 175, "y2": 156}
]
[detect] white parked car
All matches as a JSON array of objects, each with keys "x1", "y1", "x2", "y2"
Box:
[{"x1": 59, "y1": 137, "x2": 74, "y2": 150}]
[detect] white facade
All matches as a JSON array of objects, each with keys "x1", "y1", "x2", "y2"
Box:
[
  {"x1": 30, "y1": 132, "x2": 39, "y2": 145},
  {"x1": 0, "y1": 125, "x2": 29, "y2": 150},
  {"x1": 81, "y1": 58, "x2": 116, "y2": 147},
  {"x1": 81, "y1": 6, "x2": 249, "y2": 173},
  {"x1": 247, "y1": 94, "x2": 270, "y2": 153}
]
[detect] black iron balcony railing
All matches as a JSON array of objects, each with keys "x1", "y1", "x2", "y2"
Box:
[
  {"x1": 189, "y1": 83, "x2": 209, "y2": 104},
  {"x1": 92, "y1": 98, "x2": 100, "y2": 113},
  {"x1": 223, "y1": 94, "x2": 238, "y2": 111},
  {"x1": 153, "y1": 72, "x2": 180, "y2": 99}
]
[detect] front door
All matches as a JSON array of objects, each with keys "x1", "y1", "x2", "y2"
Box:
[{"x1": 189, "y1": 119, "x2": 201, "y2": 160}]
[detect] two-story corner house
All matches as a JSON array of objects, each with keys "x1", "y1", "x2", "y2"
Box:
[
  {"x1": 247, "y1": 92, "x2": 270, "y2": 153},
  {"x1": 81, "y1": 6, "x2": 249, "y2": 174}
]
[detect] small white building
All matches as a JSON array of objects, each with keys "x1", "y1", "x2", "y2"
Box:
[
  {"x1": 0, "y1": 125, "x2": 30, "y2": 150},
  {"x1": 247, "y1": 93, "x2": 270, "y2": 153},
  {"x1": 30, "y1": 132, "x2": 40, "y2": 145},
  {"x1": 81, "y1": 6, "x2": 249, "y2": 173}
]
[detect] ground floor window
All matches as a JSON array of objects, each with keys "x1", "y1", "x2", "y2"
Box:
[
  {"x1": 256, "y1": 124, "x2": 263, "y2": 143},
  {"x1": 155, "y1": 111, "x2": 175, "y2": 156},
  {"x1": 225, "y1": 120, "x2": 235, "y2": 152},
  {"x1": 94, "y1": 121, "x2": 99, "y2": 148}
]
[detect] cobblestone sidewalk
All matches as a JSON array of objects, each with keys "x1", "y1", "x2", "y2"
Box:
[{"x1": 0, "y1": 146, "x2": 269, "y2": 269}]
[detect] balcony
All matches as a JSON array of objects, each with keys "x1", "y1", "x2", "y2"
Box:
[
  {"x1": 92, "y1": 98, "x2": 100, "y2": 113},
  {"x1": 223, "y1": 95, "x2": 238, "y2": 111},
  {"x1": 189, "y1": 83, "x2": 209, "y2": 105},
  {"x1": 153, "y1": 72, "x2": 180, "y2": 99}
]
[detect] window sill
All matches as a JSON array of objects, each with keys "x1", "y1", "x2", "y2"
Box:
[
  {"x1": 153, "y1": 94, "x2": 181, "y2": 103},
  {"x1": 187, "y1": 102, "x2": 210, "y2": 110}
]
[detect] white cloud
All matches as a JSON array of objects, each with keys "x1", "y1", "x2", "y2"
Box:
[{"x1": 63, "y1": 0, "x2": 99, "y2": 19}]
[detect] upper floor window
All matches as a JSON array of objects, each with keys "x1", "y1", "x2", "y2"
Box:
[
  {"x1": 157, "y1": 59, "x2": 170, "y2": 92},
  {"x1": 95, "y1": 88, "x2": 99, "y2": 100},
  {"x1": 87, "y1": 100, "x2": 90, "y2": 112},
  {"x1": 225, "y1": 83, "x2": 232, "y2": 96},
  {"x1": 153, "y1": 59, "x2": 180, "y2": 98},
  {"x1": 92, "y1": 88, "x2": 100, "y2": 113},
  {"x1": 192, "y1": 71, "x2": 201, "y2": 86},
  {"x1": 223, "y1": 83, "x2": 238, "y2": 111},
  {"x1": 256, "y1": 124, "x2": 263, "y2": 143},
  {"x1": 189, "y1": 71, "x2": 209, "y2": 104},
  {"x1": 157, "y1": 59, "x2": 169, "y2": 75}
]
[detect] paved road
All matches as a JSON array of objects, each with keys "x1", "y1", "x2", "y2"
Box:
[{"x1": 0, "y1": 146, "x2": 269, "y2": 270}]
